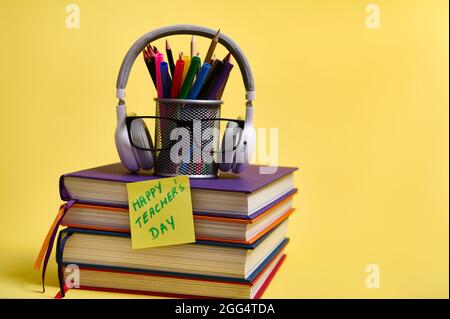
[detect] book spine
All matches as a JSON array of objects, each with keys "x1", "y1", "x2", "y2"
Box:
[
  {"x1": 253, "y1": 254, "x2": 287, "y2": 299},
  {"x1": 56, "y1": 231, "x2": 74, "y2": 298},
  {"x1": 59, "y1": 175, "x2": 72, "y2": 201}
]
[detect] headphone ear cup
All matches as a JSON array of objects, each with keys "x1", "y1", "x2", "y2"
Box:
[
  {"x1": 130, "y1": 119, "x2": 154, "y2": 170},
  {"x1": 218, "y1": 121, "x2": 240, "y2": 172},
  {"x1": 231, "y1": 125, "x2": 256, "y2": 174},
  {"x1": 115, "y1": 120, "x2": 141, "y2": 173}
]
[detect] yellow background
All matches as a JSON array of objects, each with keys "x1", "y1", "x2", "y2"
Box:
[{"x1": 0, "y1": 0, "x2": 448, "y2": 298}]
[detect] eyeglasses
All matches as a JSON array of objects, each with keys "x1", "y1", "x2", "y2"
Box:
[{"x1": 125, "y1": 115, "x2": 245, "y2": 152}]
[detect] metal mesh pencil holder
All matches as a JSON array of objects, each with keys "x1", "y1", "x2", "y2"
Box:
[
  {"x1": 154, "y1": 98, "x2": 222, "y2": 177},
  {"x1": 115, "y1": 25, "x2": 256, "y2": 177}
]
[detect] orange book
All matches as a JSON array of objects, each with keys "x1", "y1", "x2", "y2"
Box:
[{"x1": 60, "y1": 192, "x2": 296, "y2": 245}]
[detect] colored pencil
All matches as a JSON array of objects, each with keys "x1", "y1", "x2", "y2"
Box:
[
  {"x1": 147, "y1": 45, "x2": 155, "y2": 56},
  {"x1": 198, "y1": 60, "x2": 224, "y2": 99},
  {"x1": 147, "y1": 46, "x2": 157, "y2": 85},
  {"x1": 211, "y1": 54, "x2": 216, "y2": 63},
  {"x1": 202, "y1": 57, "x2": 217, "y2": 88},
  {"x1": 160, "y1": 62, "x2": 172, "y2": 98},
  {"x1": 142, "y1": 49, "x2": 150, "y2": 71},
  {"x1": 223, "y1": 52, "x2": 231, "y2": 63},
  {"x1": 206, "y1": 61, "x2": 233, "y2": 99},
  {"x1": 190, "y1": 36, "x2": 197, "y2": 60},
  {"x1": 216, "y1": 73, "x2": 229, "y2": 100},
  {"x1": 181, "y1": 53, "x2": 191, "y2": 83},
  {"x1": 178, "y1": 56, "x2": 201, "y2": 99},
  {"x1": 215, "y1": 53, "x2": 232, "y2": 99},
  {"x1": 143, "y1": 48, "x2": 157, "y2": 88},
  {"x1": 165, "y1": 40, "x2": 175, "y2": 78},
  {"x1": 190, "y1": 36, "x2": 201, "y2": 75},
  {"x1": 170, "y1": 58, "x2": 185, "y2": 98},
  {"x1": 204, "y1": 29, "x2": 220, "y2": 64},
  {"x1": 155, "y1": 52, "x2": 164, "y2": 98},
  {"x1": 188, "y1": 63, "x2": 211, "y2": 99}
]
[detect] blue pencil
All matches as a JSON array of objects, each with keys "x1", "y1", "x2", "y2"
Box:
[
  {"x1": 187, "y1": 63, "x2": 211, "y2": 99},
  {"x1": 160, "y1": 62, "x2": 172, "y2": 98}
]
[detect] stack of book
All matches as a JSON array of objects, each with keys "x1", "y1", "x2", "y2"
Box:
[{"x1": 51, "y1": 163, "x2": 297, "y2": 298}]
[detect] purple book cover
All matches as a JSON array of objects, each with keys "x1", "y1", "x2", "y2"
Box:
[{"x1": 59, "y1": 163, "x2": 298, "y2": 219}]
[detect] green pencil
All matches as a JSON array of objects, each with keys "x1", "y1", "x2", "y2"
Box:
[{"x1": 178, "y1": 55, "x2": 201, "y2": 99}]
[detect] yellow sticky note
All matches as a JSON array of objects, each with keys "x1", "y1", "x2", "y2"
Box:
[{"x1": 126, "y1": 176, "x2": 195, "y2": 249}]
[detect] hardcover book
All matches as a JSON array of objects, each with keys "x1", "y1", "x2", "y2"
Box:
[
  {"x1": 60, "y1": 163, "x2": 298, "y2": 218},
  {"x1": 57, "y1": 221, "x2": 289, "y2": 281},
  {"x1": 60, "y1": 194, "x2": 295, "y2": 244}
]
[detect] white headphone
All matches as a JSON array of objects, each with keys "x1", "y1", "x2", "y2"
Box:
[{"x1": 115, "y1": 25, "x2": 256, "y2": 175}]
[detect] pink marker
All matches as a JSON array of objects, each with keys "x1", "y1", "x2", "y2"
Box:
[{"x1": 155, "y1": 52, "x2": 164, "y2": 98}]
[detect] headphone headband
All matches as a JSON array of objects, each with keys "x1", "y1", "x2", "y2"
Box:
[{"x1": 116, "y1": 24, "x2": 255, "y2": 102}]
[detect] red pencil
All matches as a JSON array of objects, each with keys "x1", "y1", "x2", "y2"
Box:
[
  {"x1": 147, "y1": 45, "x2": 156, "y2": 58},
  {"x1": 170, "y1": 58, "x2": 185, "y2": 98},
  {"x1": 223, "y1": 52, "x2": 231, "y2": 63},
  {"x1": 143, "y1": 48, "x2": 149, "y2": 61}
]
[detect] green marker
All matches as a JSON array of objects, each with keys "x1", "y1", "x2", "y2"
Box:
[{"x1": 178, "y1": 56, "x2": 201, "y2": 99}]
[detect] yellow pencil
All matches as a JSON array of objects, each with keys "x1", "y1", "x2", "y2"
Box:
[{"x1": 181, "y1": 52, "x2": 191, "y2": 83}]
